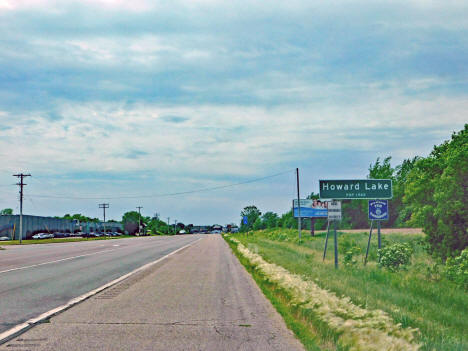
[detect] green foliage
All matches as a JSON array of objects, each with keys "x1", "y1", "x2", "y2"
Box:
[
  {"x1": 443, "y1": 249, "x2": 468, "y2": 290},
  {"x1": 59, "y1": 213, "x2": 99, "y2": 223},
  {"x1": 240, "y1": 205, "x2": 261, "y2": 231},
  {"x1": 0, "y1": 208, "x2": 13, "y2": 215},
  {"x1": 404, "y1": 124, "x2": 468, "y2": 259},
  {"x1": 279, "y1": 210, "x2": 296, "y2": 229},
  {"x1": 378, "y1": 243, "x2": 413, "y2": 272},
  {"x1": 261, "y1": 211, "x2": 279, "y2": 228},
  {"x1": 340, "y1": 237, "x2": 362, "y2": 266},
  {"x1": 122, "y1": 211, "x2": 148, "y2": 235},
  {"x1": 369, "y1": 156, "x2": 394, "y2": 179},
  {"x1": 252, "y1": 217, "x2": 264, "y2": 230},
  {"x1": 146, "y1": 218, "x2": 171, "y2": 235},
  {"x1": 122, "y1": 211, "x2": 141, "y2": 224},
  {"x1": 343, "y1": 246, "x2": 361, "y2": 266}
]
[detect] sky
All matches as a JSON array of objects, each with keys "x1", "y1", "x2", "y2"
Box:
[{"x1": 0, "y1": 0, "x2": 467, "y2": 225}]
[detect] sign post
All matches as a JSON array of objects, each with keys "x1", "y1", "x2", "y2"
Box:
[
  {"x1": 364, "y1": 220, "x2": 374, "y2": 265},
  {"x1": 296, "y1": 168, "x2": 301, "y2": 240},
  {"x1": 366, "y1": 200, "x2": 389, "y2": 264},
  {"x1": 319, "y1": 179, "x2": 392, "y2": 268},
  {"x1": 322, "y1": 220, "x2": 330, "y2": 261},
  {"x1": 327, "y1": 200, "x2": 341, "y2": 269}
]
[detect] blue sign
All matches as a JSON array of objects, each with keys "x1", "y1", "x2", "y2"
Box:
[
  {"x1": 243, "y1": 216, "x2": 248, "y2": 225},
  {"x1": 368, "y1": 200, "x2": 389, "y2": 220},
  {"x1": 293, "y1": 207, "x2": 328, "y2": 218},
  {"x1": 292, "y1": 199, "x2": 328, "y2": 218}
]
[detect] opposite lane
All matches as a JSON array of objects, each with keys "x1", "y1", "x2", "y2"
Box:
[{"x1": 0, "y1": 235, "x2": 203, "y2": 334}]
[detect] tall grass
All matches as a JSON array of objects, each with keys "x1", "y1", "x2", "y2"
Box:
[{"x1": 230, "y1": 229, "x2": 467, "y2": 351}]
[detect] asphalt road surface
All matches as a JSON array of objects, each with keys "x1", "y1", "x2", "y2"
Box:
[
  {"x1": 0, "y1": 235, "x2": 202, "y2": 335},
  {"x1": 0, "y1": 235, "x2": 304, "y2": 350}
]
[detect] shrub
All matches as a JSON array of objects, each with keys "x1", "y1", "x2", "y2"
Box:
[
  {"x1": 343, "y1": 246, "x2": 361, "y2": 266},
  {"x1": 378, "y1": 243, "x2": 413, "y2": 272},
  {"x1": 443, "y1": 248, "x2": 468, "y2": 290}
]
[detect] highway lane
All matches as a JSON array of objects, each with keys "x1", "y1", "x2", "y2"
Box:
[
  {"x1": 0, "y1": 235, "x2": 304, "y2": 350},
  {"x1": 0, "y1": 235, "x2": 203, "y2": 334}
]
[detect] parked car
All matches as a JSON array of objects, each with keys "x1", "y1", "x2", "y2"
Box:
[
  {"x1": 32, "y1": 233, "x2": 53, "y2": 239},
  {"x1": 0, "y1": 236, "x2": 10, "y2": 241}
]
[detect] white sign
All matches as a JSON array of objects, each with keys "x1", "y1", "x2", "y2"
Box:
[
  {"x1": 328, "y1": 200, "x2": 342, "y2": 221},
  {"x1": 292, "y1": 199, "x2": 328, "y2": 218}
]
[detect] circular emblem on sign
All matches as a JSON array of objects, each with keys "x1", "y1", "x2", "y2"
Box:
[{"x1": 376, "y1": 209, "x2": 381, "y2": 215}]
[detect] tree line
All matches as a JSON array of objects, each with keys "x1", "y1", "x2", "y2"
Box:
[{"x1": 239, "y1": 124, "x2": 467, "y2": 260}]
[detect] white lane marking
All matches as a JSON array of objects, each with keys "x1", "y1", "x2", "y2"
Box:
[
  {"x1": 113, "y1": 244, "x2": 120, "y2": 247},
  {"x1": 0, "y1": 237, "x2": 203, "y2": 345},
  {"x1": 0, "y1": 249, "x2": 118, "y2": 275}
]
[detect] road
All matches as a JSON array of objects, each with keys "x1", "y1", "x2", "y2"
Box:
[
  {"x1": 0, "y1": 235, "x2": 304, "y2": 350},
  {"x1": 0, "y1": 235, "x2": 202, "y2": 335}
]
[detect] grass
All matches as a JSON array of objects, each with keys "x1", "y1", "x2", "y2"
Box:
[{"x1": 227, "y1": 229, "x2": 467, "y2": 351}]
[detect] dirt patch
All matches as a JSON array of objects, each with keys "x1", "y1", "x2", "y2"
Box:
[{"x1": 317, "y1": 228, "x2": 424, "y2": 235}]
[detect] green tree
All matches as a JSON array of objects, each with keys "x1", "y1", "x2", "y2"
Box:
[
  {"x1": 122, "y1": 211, "x2": 145, "y2": 235},
  {"x1": 240, "y1": 205, "x2": 261, "y2": 231},
  {"x1": 253, "y1": 217, "x2": 264, "y2": 230},
  {"x1": 278, "y1": 210, "x2": 296, "y2": 229},
  {"x1": 58, "y1": 214, "x2": 100, "y2": 223},
  {"x1": 392, "y1": 157, "x2": 420, "y2": 227},
  {"x1": 262, "y1": 211, "x2": 279, "y2": 228},
  {"x1": 0, "y1": 208, "x2": 13, "y2": 215},
  {"x1": 404, "y1": 125, "x2": 468, "y2": 259}
]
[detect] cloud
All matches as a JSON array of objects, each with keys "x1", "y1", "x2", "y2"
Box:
[
  {"x1": 160, "y1": 115, "x2": 190, "y2": 124},
  {"x1": 0, "y1": 0, "x2": 467, "y2": 223}
]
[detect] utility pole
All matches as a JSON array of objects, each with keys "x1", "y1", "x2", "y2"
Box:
[
  {"x1": 98, "y1": 203, "x2": 109, "y2": 237},
  {"x1": 136, "y1": 206, "x2": 143, "y2": 235},
  {"x1": 296, "y1": 168, "x2": 301, "y2": 240},
  {"x1": 174, "y1": 219, "x2": 177, "y2": 234},
  {"x1": 13, "y1": 173, "x2": 31, "y2": 244}
]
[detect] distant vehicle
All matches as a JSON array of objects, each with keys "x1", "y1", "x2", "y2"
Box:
[
  {"x1": 231, "y1": 227, "x2": 239, "y2": 233},
  {"x1": 211, "y1": 230, "x2": 222, "y2": 234},
  {"x1": 0, "y1": 236, "x2": 10, "y2": 241},
  {"x1": 85, "y1": 232, "x2": 100, "y2": 237},
  {"x1": 54, "y1": 232, "x2": 69, "y2": 238},
  {"x1": 32, "y1": 233, "x2": 53, "y2": 239}
]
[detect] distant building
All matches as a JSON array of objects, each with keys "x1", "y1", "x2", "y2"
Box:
[{"x1": 0, "y1": 215, "x2": 122, "y2": 239}]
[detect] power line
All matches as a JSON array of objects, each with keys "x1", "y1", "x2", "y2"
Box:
[{"x1": 25, "y1": 169, "x2": 294, "y2": 200}]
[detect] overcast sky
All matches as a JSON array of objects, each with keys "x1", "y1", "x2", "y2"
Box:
[{"x1": 0, "y1": 0, "x2": 466, "y2": 224}]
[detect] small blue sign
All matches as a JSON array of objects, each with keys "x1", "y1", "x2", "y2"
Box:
[
  {"x1": 368, "y1": 200, "x2": 389, "y2": 220},
  {"x1": 243, "y1": 216, "x2": 248, "y2": 225}
]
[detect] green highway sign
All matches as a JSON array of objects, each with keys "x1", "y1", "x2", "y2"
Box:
[{"x1": 319, "y1": 179, "x2": 392, "y2": 199}]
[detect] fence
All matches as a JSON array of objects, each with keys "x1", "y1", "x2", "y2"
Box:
[{"x1": 0, "y1": 215, "x2": 123, "y2": 239}]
